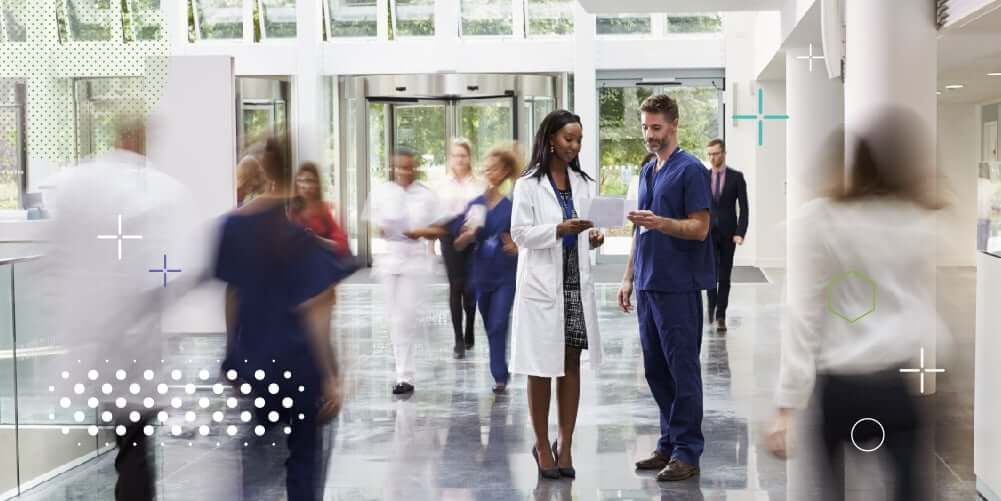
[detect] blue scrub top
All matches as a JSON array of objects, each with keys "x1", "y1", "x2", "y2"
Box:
[
  {"x1": 451, "y1": 195, "x2": 517, "y2": 292},
  {"x1": 634, "y1": 147, "x2": 716, "y2": 293},
  {"x1": 214, "y1": 202, "x2": 355, "y2": 393}
]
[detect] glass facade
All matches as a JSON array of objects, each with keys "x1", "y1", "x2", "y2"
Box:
[
  {"x1": 1, "y1": 0, "x2": 28, "y2": 42},
  {"x1": 327, "y1": 0, "x2": 377, "y2": 38},
  {"x1": 666, "y1": 13, "x2": 722, "y2": 34},
  {"x1": 260, "y1": 0, "x2": 297, "y2": 39},
  {"x1": 596, "y1": 14, "x2": 651, "y2": 35},
  {"x1": 525, "y1": 0, "x2": 574, "y2": 36},
  {"x1": 193, "y1": 0, "x2": 244, "y2": 40},
  {"x1": 66, "y1": 0, "x2": 118, "y2": 41},
  {"x1": 460, "y1": 0, "x2": 513, "y2": 36},
  {"x1": 393, "y1": 0, "x2": 434, "y2": 37}
]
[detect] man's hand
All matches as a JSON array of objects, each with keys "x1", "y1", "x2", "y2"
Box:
[
  {"x1": 318, "y1": 375, "x2": 343, "y2": 423},
  {"x1": 617, "y1": 279, "x2": 634, "y2": 313},
  {"x1": 589, "y1": 229, "x2": 605, "y2": 249},
  {"x1": 734, "y1": 235, "x2": 744, "y2": 246},
  {"x1": 626, "y1": 210, "x2": 665, "y2": 232}
]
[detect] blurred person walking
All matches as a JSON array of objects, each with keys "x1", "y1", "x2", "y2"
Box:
[
  {"x1": 511, "y1": 110, "x2": 604, "y2": 480},
  {"x1": 236, "y1": 155, "x2": 265, "y2": 207},
  {"x1": 452, "y1": 145, "x2": 523, "y2": 393},
  {"x1": 369, "y1": 147, "x2": 448, "y2": 395},
  {"x1": 766, "y1": 108, "x2": 948, "y2": 501},
  {"x1": 437, "y1": 138, "x2": 487, "y2": 358},
  {"x1": 216, "y1": 138, "x2": 352, "y2": 501},
  {"x1": 290, "y1": 161, "x2": 350, "y2": 257}
]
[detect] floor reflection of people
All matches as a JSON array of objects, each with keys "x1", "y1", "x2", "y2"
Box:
[
  {"x1": 473, "y1": 395, "x2": 515, "y2": 501},
  {"x1": 532, "y1": 478, "x2": 572, "y2": 501},
  {"x1": 439, "y1": 370, "x2": 483, "y2": 499},
  {"x1": 385, "y1": 398, "x2": 438, "y2": 501}
]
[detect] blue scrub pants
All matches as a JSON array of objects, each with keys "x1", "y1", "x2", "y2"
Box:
[
  {"x1": 477, "y1": 283, "x2": 515, "y2": 385},
  {"x1": 637, "y1": 290, "x2": 705, "y2": 466}
]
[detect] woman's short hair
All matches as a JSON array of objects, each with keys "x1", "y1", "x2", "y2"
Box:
[
  {"x1": 484, "y1": 143, "x2": 524, "y2": 180},
  {"x1": 449, "y1": 138, "x2": 472, "y2": 157}
]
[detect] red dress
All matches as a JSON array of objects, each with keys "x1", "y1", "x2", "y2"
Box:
[{"x1": 291, "y1": 201, "x2": 350, "y2": 257}]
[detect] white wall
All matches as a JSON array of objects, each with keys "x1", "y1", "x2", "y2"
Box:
[
  {"x1": 937, "y1": 102, "x2": 981, "y2": 266},
  {"x1": 147, "y1": 56, "x2": 236, "y2": 335},
  {"x1": 754, "y1": 80, "x2": 788, "y2": 268}
]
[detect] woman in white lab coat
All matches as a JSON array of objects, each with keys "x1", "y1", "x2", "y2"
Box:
[{"x1": 510, "y1": 109, "x2": 604, "y2": 479}]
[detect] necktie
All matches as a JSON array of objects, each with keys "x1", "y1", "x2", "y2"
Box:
[{"x1": 714, "y1": 172, "x2": 722, "y2": 202}]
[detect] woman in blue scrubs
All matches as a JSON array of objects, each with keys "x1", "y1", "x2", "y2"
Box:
[
  {"x1": 215, "y1": 139, "x2": 353, "y2": 501},
  {"x1": 453, "y1": 145, "x2": 523, "y2": 393}
]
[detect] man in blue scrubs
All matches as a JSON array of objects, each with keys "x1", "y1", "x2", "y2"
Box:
[{"x1": 618, "y1": 94, "x2": 715, "y2": 481}]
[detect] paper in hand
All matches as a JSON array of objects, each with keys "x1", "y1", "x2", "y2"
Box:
[{"x1": 587, "y1": 197, "x2": 627, "y2": 228}]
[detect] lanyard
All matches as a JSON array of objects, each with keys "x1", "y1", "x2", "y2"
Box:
[{"x1": 547, "y1": 172, "x2": 577, "y2": 248}]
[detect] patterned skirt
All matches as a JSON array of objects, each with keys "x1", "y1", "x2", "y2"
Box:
[{"x1": 562, "y1": 245, "x2": 588, "y2": 350}]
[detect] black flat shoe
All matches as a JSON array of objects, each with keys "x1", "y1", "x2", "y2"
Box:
[
  {"x1": 392, "y1": 382, "x2": 414, "y2": 395},
  {"x1": 453, "y1": 345, "x2": 465, "y2": 359},
  {"x1": 552, "y1": 440, "x2": 576, "y2": 478},
  {"x1": 532, "y1": 446, "x2": 560, "y2": 479}
]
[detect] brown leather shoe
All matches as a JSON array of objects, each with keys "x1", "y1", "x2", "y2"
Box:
[
  {"x1": 656, "y1": 458, "x2": 700, "y2": 481},
  {"x1": 635, "y1": 450, "x2": 671, "y2": 470},
  {"x1": 717, "y1": 318, "x2": 728, "y2": 333}
]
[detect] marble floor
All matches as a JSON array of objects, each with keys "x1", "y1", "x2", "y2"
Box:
[{"x1": 13, "y1": 267, "x2": 979, "y2": 501}]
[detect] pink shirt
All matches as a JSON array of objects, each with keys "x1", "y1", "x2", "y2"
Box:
[{"x1": 711, "y1": 166, "x2": 726, "y2": 198}]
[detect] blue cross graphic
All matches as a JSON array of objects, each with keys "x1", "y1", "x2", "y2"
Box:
[
  {"x1": 148, "y1": 254, "x2": 182, "y2": 288},
  {"x1": 733, "y1": 88, "x2": 790, "y2": 146}
]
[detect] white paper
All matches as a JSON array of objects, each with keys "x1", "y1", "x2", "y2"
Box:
[{"x1": 587, "y1": 197, "x2": 627, "y2": 228}]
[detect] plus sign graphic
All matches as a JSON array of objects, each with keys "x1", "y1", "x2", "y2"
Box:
[
  {"x1": 97, "y1": 214, "x2": 143, "y2": 260},
  {"x1": 795, "y1": 43, "x2": 826, "y2": 72},
  {"x1": 899, "y1": 347, "x2": 945, "y2": 394},
  {"x1": 733, "y1": 88, "x2": 790, "y2": 146},
  {"x1": 148, "y1": 254, "x2": 182, "y2": 288}
]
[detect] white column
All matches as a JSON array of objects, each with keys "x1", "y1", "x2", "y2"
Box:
[
  {"x1": 572, "y1": 3, "x2": 597, "y2": 183},
  {"x1": 785, "y1": 47, "x2": 843, "y2": 213},
  {"x1": 294, "y1": 0, "x2": 324, "y2": 170},
  {"x1": 844, "y1": 0, "x2": 939, "y2": 394}
]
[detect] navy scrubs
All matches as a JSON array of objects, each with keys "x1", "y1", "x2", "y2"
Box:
[
  {"x1": 215, "y1": 201, "x2": 353, "y2": 501},
  {"x1": 452, "y1": 195, "x2": 517, "y2": 385},
  {"x1": 633, "y1": 147, "x2": 715, "y2": 467}
]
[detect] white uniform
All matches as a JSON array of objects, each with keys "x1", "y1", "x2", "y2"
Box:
[
  {"x1": 369, "y1": 180, "x2": 441, "y2": 384},
  {"x1": 435, "y1": 174, "x2": 486, "y2": 221},
  {"x1": 509, "y1": 170, "x2": 603, "y2": 377}
]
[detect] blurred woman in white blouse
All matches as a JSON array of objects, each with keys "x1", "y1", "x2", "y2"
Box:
[
  {"x1": 436, "y1": 138, "x2": 487, "y2": 358},
  {"x1": 767, "y1": 107, "x2": 951, "y2": 501}
]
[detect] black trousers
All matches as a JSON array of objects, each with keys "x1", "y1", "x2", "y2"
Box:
[
  {"x1": 706, "y1": 228, "x2": 736, "y2": 320},
  {"x1": 440, "y1": 230, "x2": 476, "y2": 344},
  {"x1": 115, "y1": 415, "x2": 154, "y2": 501},
  {"x1": 816, "y1": 371, "x2": 926, "y2": 501}
]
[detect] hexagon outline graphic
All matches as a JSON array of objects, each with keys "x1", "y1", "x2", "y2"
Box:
[{"x1": 825, "y1": 271, "x2": 876, "y2": 324}]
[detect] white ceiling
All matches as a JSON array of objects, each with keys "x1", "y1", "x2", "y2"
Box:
[
  {"x1": 938, "y1": 2, "x2": 1001, "y2": 104},
  {"x1": 576, "y1": 0, "x2": 783, "y2": 14}
]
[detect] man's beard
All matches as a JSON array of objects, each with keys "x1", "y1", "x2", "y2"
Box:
[{"x1": 645, "y1": 140, "x2": 664, "y2": 153}]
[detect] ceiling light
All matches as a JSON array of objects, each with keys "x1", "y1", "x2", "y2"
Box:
[
  {"x1": 936, "y1": 91, "x2": 942, "y2": 95},
  {"x1": 988, "y1": 73, "x2": 1001, "y2": 77},
  {"x1": 944, "y1": 84, "x2": 965, "y2": 89}
]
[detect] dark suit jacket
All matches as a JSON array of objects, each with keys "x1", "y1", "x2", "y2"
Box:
[{"x1": 709, "y1": 167, "x2": 749, "y2": 238}]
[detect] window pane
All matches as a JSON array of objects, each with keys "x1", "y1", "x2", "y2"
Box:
[
  {"x1": 130, "y1": 0, "x2": 163, "y2": 40},
  {"x1": 458, "y1": 99, "x2": 513, "y2": 169},
  {"x1": 261, "y1": 0, "x2": 296, "y2": 39},
  {"x1": 2, "y1": 0, "x2": 28, "y2": 42},
  {"x1": 662, "y1": 86, "x2": 720, "y2": 163},
  {"x1": 525, "y1": 0, "x2": 573, "y2": 36},
  {"x1": 393, "y1": 104, "x2": 446, "y2": 179},
  {"x1": 598, "y1": 86, "x2": 651, "y2": 197},
  {"x1": 195, "y1": 0, "x2": 244, "y2": 40},
  {"x1": 666, "y1": 13, "x2": 721, "y2": 34},
  {"x1": 596, "y1": 14, "x2": 650, "y2": 35},
  {"x1": 66, "y1": 0, "x2": 116, "y2": 41},
  {"x1": 328, "y1": 0, "x2": 377, "y2": 38},
  {"x1": 394, "y1": 0, "x2": 434, "y2": 37},
  {"x1": 0, "y1": 107, "x2": 23, "y2": 210},
  {"x1": 461, "y1": 0, "x2": 512, "y2": 36}
]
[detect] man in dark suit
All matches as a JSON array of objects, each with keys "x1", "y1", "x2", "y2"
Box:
[{"x1": 706, "y1": 138, "x2": 748, "y2": 333}]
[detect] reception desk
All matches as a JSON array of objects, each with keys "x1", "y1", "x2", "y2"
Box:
[{"x1": 976, "y1": 252, "x2": 1001, "y2": 500}]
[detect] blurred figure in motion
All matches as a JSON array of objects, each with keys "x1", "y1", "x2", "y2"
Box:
[
  {"x1": 368, "y1": 147, "x2": 447, "y2": 396},
  {"x1": 290, "y1": 161, "x2": 350, "y2": 257},
  {"x1": 42, "y1": 117, "x2": 198, "y2": 501},
  {"x1": 767, "y1": 108, "x2": 948, "y2": 501},
  {"x1": 452, "y1": 145, "x2": 523, "y2": 393},
  {"x1": 436, "y1": 138, "x2": 486, "y2": 359},
  {"x1": 215, "y1": 138, "x2": 352, "y2": 501},
  {"x1": 236, "y1": 155, "x2": 265, "y2": 207}
]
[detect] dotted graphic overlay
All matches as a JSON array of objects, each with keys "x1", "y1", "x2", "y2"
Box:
[
  {"x1": 45, "y1": 361, "x2": 309, "y2": 449},
  {"x1": 733, "y1": 88, "x2": 790, "y2": 146},
  {"x1": 0, "y1": 2, "x2": 168, "y2": 167}
]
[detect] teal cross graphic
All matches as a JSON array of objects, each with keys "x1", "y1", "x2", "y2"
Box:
[{"x1": 733, "y1": 88, "x2": 790, "y2": 146}]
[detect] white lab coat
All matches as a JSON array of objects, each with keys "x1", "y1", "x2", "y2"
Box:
[{"x1": 510, "y1": 168, "x2": 603, "y2": 377}]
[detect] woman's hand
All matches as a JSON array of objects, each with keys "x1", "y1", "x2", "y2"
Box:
[
  {"x1": 501, "y1": 233, "x2": 518, "y2": 256},
  {"x1": 454, "y1": 229, "x2": 476, "y2": 250},
  {"x1": 318, "y1": 375, "x2": 343, "y2": 423},
  {"x1": 556, "y1": 219, "x2": 594, "y2": 237},
  {"x1": 589, "y1": 229, "x2": 605, "y2": 249},
  {"x1": 766, "y1": 408, "x2": 794, "y2": 459}
]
